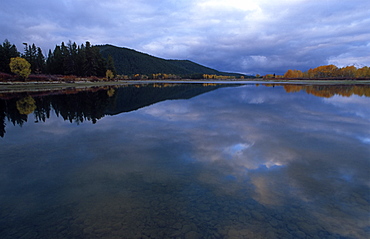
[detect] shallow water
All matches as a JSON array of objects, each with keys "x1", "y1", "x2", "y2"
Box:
[{"x1": 0, "y1": 83, "x2": 369, "y2": 239}]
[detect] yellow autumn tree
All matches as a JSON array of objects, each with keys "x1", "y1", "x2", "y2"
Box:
[
  {"x1": 106, "y1": 70, "x2": 114, "y2": 80},
  {"x1": 356, "y1": 66, "x2": 370, "y2": 78},
  {"x1": 271, "y1": 64, "x2": 369, "y2": 80},
  {"x1": 284, "y1": 69, "x2": 294, "y2": 78},
  {"x1": 283, "y1": 69, "x2": 303, "y2": 78},
  {"x1": 9, "y1": 57, "x2": 31, "y2": 80},
  {"x1": 338, "y1": 66, "x2": 356, "y2": 78},
  {"x1": 314, "y1": 65, "x2": 338, "y2": 78}
]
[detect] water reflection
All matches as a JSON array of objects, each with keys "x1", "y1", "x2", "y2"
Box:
[
  {"x1": 0, "y1": 83, "x2": 369, "y2": 238},
  {"x1": 0, "y1": 83, "x2": 224, "y2": 137},
  {"x1": 1, "y1": 84, "x2": 369, "y2": 138}
]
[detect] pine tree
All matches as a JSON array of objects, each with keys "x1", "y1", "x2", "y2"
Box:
[
  {"x1": 106, "y1": 55, "x2": 117, "y2": 76},
  {"x1": 45, "y1": 41, "x2": 107, "y2": 77},
  {"x1": 46, "y1": 49, "x2": 53, "y2": 74},
  {"x1": 52, "y1": 45, "x2": 64, "y2": 74},
  {"x1": 75, "y1": 44, "x2": 86, "y2": 76},
  {"x1": 83, "y1": 41, "x2": 106, "y2": 77},
  {"x1": 22, "y1": 43, "x2": 45, "y2": 73},
  {"x1": 60, "y1": 42, "x2": 70, "y2": 75},
  {"x1": 64, "y1": 41, "x2": 78, "y2": 75},
  {"x1": 84, "y1": 42, "x2": 95, "y2": 76},
  {"x1": 0, "y1": 39, "x2": 20, "y2": 73},
  {"x1": 35, "y1": 47, "x2": 45, "y2": 73}
]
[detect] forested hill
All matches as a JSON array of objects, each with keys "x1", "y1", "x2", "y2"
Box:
[{"x1": 97, "y1": 44, "x2": 244, "y2": 77}]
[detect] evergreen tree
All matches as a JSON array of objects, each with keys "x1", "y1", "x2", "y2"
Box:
[
  {"x1": 23, "y1": 43, "x2": 45, "y2": 74},
  {"x1": 106, "y1": 55, "x2": 117, "y2": 76},
  {"x1": 0, "y1": 39, "x2": 20, "y2": 73},
  {"x1": 44, "y1": 41, "x2": 107, "y2": 77},
  {"x1": 60, "y1": 42, "x2": 70, "y2": 74},
  {"x1": 35, "y1": 47, "x2": 45, "y2": 73},
  {"x1": 23, "y1": 44, "x2": 37, "y2": 73},
  {"x1": 84, "y1": 41, "x2": 98, "y2": 76},
  {"x1": 94, "y1": 47, "x2": 107, "y2": 77},
  {"x1": 83, "y1": 41, "x2": 106, "y2": 77},
  {"x1": 64, "y1": 41, "x2": 78, "y2": 75},
  {"x1": 75, "y1": 43, "x2": 86, "y2": 76},
  {"x1": 46, "y1": 49, "x2": 54, "y2": 74},
  {"x1": 51, "y1": 45, "x2": 64, "y2": 74}
]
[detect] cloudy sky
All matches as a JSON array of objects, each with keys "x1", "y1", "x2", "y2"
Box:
[{"x1": 1, "y1": 0, "x2": 370, "y2": 75}]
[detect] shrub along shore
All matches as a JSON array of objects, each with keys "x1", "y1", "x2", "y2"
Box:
[{"x1": 1, "y1": 74, "x2": 369, "y2": 95}]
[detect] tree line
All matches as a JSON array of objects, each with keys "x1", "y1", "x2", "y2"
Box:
[
  {"x1": 279, "y1": 65, "x2": 370, "y2": 79},
  {"x1": 0, "y1": 39, "x2": 116, "y2": 78}
]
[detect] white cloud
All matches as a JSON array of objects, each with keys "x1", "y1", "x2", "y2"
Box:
[{"x1": 196, "y1": 0, "x2": 261, "y2": 12}]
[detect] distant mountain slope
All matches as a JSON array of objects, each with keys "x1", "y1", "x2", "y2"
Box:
[
  {"x1": 167, "y1": 60, "x2": 221, "y2": 75},
  {"x1": 97, "y1": 44, "x2": 245, "y2": 77}
]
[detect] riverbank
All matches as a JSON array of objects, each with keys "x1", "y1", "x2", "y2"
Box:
[{"x1": 1, "y1": 78, "x2": 370, "y2": 94}]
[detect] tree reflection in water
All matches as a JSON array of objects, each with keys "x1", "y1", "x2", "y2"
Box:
[
  {"x1": 1, "y1": 84, "x2": 369, "y2": 137},
  {"x1": 0, "y1": 83, "x2": 225, "y2": 137},
  {"x1": 0, "y1": 83, "x2": 369, "y2": 238}
]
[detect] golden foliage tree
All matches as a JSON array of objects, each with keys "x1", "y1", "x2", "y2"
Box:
[
  {"x1": 338, "y1": 66, "x2": 356, "y2": 78},
  {"x1": 356, "y1": 66, "x2": 370, "y2": 78},
  {"x1": 283, "y1": 64, "x2": 370, "y2": 79},
  {"x1": 106, "y1": 70, "x2": 114, "y2": 80},
  {"x1": 283, "y1": 69, "x2": 303, "y2": 78},
  {"x1": 202, "y1": 74, "x2": 234, "y2": 79},
  {"x1": 9, "y1": 57, "x2": 31, "y2": 80}
]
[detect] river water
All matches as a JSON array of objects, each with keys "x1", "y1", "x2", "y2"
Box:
[{"x1": 0, "y1": 83, "x2": 369, "y2": 238}]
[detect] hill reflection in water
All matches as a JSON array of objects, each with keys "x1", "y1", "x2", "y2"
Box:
[
  {"x1": 1, "y1": 83, "x2": 369, "y2": 138},
  {"x1": 0, "y1": 83, "x2": 369, "y2": 238},
  {"x1": 0, "y1": 83, "x2": 225, "y2": 137}
]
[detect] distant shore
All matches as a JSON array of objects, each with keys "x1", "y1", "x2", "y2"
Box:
[{"x1": 1, "y1": 78, "x2": 370, "y2": 94}]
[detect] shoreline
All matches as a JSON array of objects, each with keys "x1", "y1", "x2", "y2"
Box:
[{"x1": 1, "y1": 79, "x2": 370, "y2": 94}]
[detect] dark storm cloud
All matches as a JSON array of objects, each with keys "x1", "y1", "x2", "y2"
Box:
[{"x1": 1, "y1": 0, "x2": 369, "y2": 74}]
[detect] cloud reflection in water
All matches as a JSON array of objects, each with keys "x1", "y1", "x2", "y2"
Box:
[
  {"x1": 0, "y1": 84, "x2": 369, "y2": 238},
  {"x1": 137, "y1": 85, "x2": 370, "y2": 237}
]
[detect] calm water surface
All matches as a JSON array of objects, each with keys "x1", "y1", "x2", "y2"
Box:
[{"x1": 0, "y1": 83, "x2": 369, "y2": 239}]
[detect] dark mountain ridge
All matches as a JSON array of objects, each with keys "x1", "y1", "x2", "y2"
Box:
[{"x1": 97, "y1": 44, "x2": 246, "y2": 77}]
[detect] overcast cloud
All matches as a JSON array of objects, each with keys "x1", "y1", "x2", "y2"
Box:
[{"x1": 1, "y1": 0, "x2": 369, "y2": 75}]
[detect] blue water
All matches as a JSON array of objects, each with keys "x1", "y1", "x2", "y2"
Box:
[{"x1": 0, "y1": 83, "x2": 369, "y2": 238}]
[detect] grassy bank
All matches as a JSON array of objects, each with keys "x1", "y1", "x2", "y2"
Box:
[{"x1": 1, "y1": 78, "x2": 370, "y2": 94}]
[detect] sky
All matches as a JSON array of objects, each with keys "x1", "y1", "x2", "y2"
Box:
[{"x1": 1, "y1": 0, "x2": 370, "y2": 75}]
